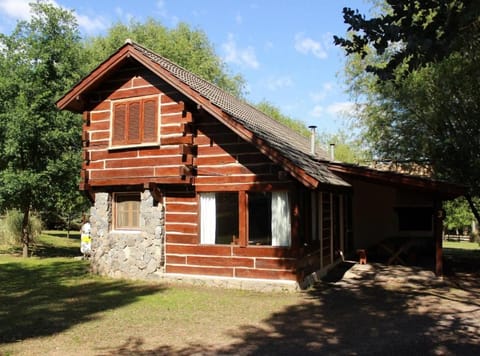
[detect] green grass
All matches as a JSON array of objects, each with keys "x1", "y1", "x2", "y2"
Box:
[
  {"x1": 0, "y1": 230, "x2": 81, "y2": 257},
  {"x1": 0, "y1": 231, "x2": 301, "y2": 355},
  {"x1": 443, "y1": 240, "x2": 480, "y2": 250}
]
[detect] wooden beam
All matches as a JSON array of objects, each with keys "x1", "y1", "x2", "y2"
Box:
[{"x1": 434, "y1": 198, "x2": 444, "y2": 276}]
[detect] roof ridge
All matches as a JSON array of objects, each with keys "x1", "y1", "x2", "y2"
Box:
[{"x1": 129, "y1": 41, "x2": 329, "y2": 160}]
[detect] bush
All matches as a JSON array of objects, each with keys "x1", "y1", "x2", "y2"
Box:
[{"x1": 0, "y1": 209, "x2": 43, "y2": 247}]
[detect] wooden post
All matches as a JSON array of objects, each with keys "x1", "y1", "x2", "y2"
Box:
[{"x1": 433, "y1": 198, "x2": 444, "y2": 276}]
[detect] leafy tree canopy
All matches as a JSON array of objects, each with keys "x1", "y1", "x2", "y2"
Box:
[
  {"x1": 0, "y1": 0, "x2": 85, "y2": 255},
  {"x1": 334, "y1": 0, "x2": 480, "y2": 80},
  {"x1": 335, "y1": 0, "x2": 480, "y2": 223}
]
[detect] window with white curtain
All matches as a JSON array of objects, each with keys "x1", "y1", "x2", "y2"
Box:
[
  {"x1": 271, "y1": 191, "x2": 291, "y2": 246},
  {"x1": 200, "y1": 192, "x2": 238, "y2": 244},
  {"x1": 200, "y1": 191, "x2": 291, "y2": 247}
]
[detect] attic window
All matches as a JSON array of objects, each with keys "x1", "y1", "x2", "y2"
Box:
[{"x1": 111, "y1": 95, "x2": 159, "y2": 148}]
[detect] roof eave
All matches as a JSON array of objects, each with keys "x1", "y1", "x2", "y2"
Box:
[
  {"x1": 56, "y1": 43, "x2": 134, "y2": 112},
  {"x1": 328, "y1": 161, "x2": 467, "y2": 199}
]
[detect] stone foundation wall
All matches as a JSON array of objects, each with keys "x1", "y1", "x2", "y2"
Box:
[{"x1": 89, "y1": 190, "x2": 165, "y2": 279}]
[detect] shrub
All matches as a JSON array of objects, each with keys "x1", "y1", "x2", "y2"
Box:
[{"x1": 0, "y1": 209, "x2": 43, "y2": 247}]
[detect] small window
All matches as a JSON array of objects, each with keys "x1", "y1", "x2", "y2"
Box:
[
  {"x1": 396, "y1": 207, "x2": 433, "y2": 231},
  {"x1": 114, "y1": 193, "x2": 141, "y2": 230},
  {"x1": 111, "y1": 96, "x2": 158, "y2": 147}
]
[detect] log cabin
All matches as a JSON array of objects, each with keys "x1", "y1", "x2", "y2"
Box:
[{"x1": 57, "y1": 41, "x2": 465, "y2": 290}]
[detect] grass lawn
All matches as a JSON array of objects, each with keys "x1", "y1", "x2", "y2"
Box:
[
  {"x1": 0, "y1": 232, "x2": 302, "y2": 355},
  {"x1": 1, "y1": 232, "x2": 479, "y2": 355},
  {"x1": 443, "y1": 240, "x2": 480, "y2": 250}
]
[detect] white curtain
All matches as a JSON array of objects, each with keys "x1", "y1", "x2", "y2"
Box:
[
  {"x1": 200, "y1": 193, "x2": 216, "y2": 244},
  {"x1": 271, "y1": 192, "x2": 291, "y2": 246}
]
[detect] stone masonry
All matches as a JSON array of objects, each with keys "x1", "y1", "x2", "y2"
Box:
[{"x1": 89, "y1": 190, "x2": 165, "y2": 279}]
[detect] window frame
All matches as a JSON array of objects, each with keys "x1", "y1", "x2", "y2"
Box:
[
  {"x1": 113, "y1": 192, "x2": 141, "y2": 231},
  {"x1": 198, "y1": 190, "x2": 291, "y2": 247},
  {"x1": 110, "y1": 94, "x2": 160, "y2": 149}
]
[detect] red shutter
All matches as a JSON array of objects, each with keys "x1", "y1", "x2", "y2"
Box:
[
  {"x1": 128, "y1": 101, "x2": 140, "y2": 144},
  {"x1": 112, "y1": 103, "x2": 126, "y2": 145},
  {"x1": 143, "y1": 99, "x2": 157, "y2": 142}
]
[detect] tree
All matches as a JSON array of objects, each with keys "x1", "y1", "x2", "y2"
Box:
[
  {"x1": 0, "y1": 1, "x2": 85, "y2": 256},
  {"x1": 255, "y1": 101, "x2": 366, "y2": 163},
  {"x1": 444, "y1": 197, "x2": 476, "y2": 235},
  {"x1": 334, "y1": 0, "x2": 480, "y2": 80},
  {"x1": 334, "y1": 1, "x2": 480, "y2": 222},
  {"x1": 255, "y1": 100, "x2": 312, "y2": 138},
  {"x1": 84, "y1": 19, "x2": 245, "y2": 98}
]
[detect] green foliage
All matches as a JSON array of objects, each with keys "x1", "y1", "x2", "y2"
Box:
[
  {"x1": 334, "y1": 0, "x2": 480, "y2": 80},
  {"x1": 444, "y1": 197, "x2": 475, "y2": 232},
  {"x1": 255, "y1": 101, "x2": 367, "y2": 163},
  {"x1": 0, "y1": 1, "x2": 85, "y2": 255},
  {"x1": 317, "y1": 130, "x2": 371, "y2": 164},
  {"x1": 0, "y1": 209, "x2": 43, "y2": 247},
  {"x1": 84, "y1": 20, "x2": 245, "y2": 98},
  {"x1": 336, "y1": 0, "x2": 480, "y2": 225},
  {"x1": 255, "y1": 100, "x2": 311, "y2": 138}
]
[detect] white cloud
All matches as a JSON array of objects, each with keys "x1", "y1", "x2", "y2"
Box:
[
  {"x1": 326, "y1": 102, "x2": 357, "y2": 118},
  {"x1": 0, "y1": 0, "x2": 34, "y2": 20},
  {"x1": 76, "y1": 13, "x2": 108, "y2": 34},
  {"x1": 310, "y1": 105, "x2": 324, "y2": 118},
  {"x1": 222, "y1": 33, "x2": 259, "y2": 69},
  {"x1": 265, "y1": 75, "x2": 293, "y2": 91},
  {"x1": 309, "y1": 82, "x2": 334, "y2": 102},
  {"x1": 0, "y1": 0, "x2": 108, "y2": 34},
  {"x1": 294, "y1": 32, "x2": 328, "y2": 59}
]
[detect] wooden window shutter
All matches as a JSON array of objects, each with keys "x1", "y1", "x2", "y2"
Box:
[
  {"x1": 111, "y1": 96, "x2": 159, "y2": 147},
  {"x1": 143, "y1": 99, "x2": 157, "y2": 142},
  {"x1": 128, "y1": 101, "x2": 140, "y2": 144},
  {"x1": 112, "y1": 103, "x2": 126, "y2": 145}
]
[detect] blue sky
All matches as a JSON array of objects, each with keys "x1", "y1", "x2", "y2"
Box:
[{"x1": 0, "y1": 0, "x2": 371, "y2": 134}]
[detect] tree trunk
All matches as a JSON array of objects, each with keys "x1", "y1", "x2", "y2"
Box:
[
  {"x1": 21, "y1": 206, "x2": 30, "y2": 258},
  {"x1": 465, "y1": 194, "x2": 480, "y2": 227},
  {"x1": 66, "y1": 215, "x2": 71, "y2": 239}
]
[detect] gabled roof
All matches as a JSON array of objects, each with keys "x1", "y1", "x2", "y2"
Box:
[{"x1": 57, "y1": 41, "x2": 350, "y2": 189}]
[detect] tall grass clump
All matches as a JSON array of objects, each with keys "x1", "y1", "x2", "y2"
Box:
[{"x1": 0, "y1": 209, "x2": 43, "y2": 247}]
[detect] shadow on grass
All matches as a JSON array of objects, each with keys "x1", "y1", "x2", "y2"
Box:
[
  {"x1": 31, "y1": 243, "x2": 80, "y2": 258},
  {"x1": 100, "y1": 260, "x2": 480, "y2": 356},
  {"x1": 0, "y1": 259, "x2": 164, "y2": 344}
]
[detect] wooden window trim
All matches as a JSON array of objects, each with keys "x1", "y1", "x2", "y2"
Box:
[
  {"x1": 110, "y1": 95, "x2": 160, "y2": 149},
  {"x1": 198, "y1": 190, "x2": 291, "y2": 248},
  {"x1": 113, "y1": 192, "x2": 141, "y2": 231}
]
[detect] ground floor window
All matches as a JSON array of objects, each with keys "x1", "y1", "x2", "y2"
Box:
[
  {"x1": 114, "y1": 192, "x2": 141, "y2": 230},
  {"x1": 200, "y1": 192, "x2": 239, "y2": 244},
  {"x1": 199, "y1": 191, "x2": 291, "y2": 246},
  {"x1": 396, "y1": 207, "x2": 433, "y2": 231}
]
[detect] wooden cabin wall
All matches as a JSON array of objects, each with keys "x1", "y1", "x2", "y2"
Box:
[
  {"x1": 164, "y1": 113, "x2": 298, "y2": 281},
  {"x1": 81, "y1": 64, "x2": 191, "y2": 189},
  {"x1": 82, "y1": 63, "x2": 299, "y2": 281}
]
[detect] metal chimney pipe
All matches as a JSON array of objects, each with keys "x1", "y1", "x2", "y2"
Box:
[
  {"x1": 308, "y1": 125, "x2": 317, "y2": 155},
  {"x1": 329, "y1": 143, "x2": 335, "y2": 161}
]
